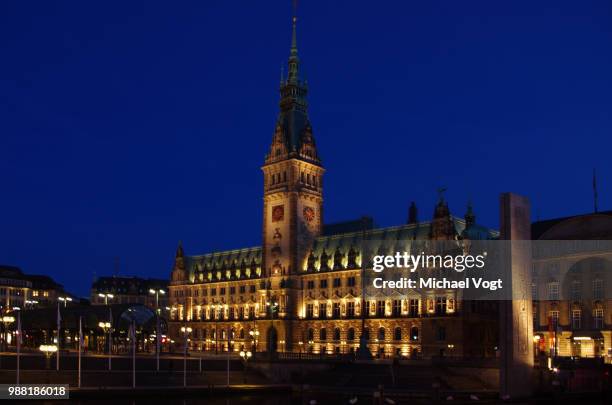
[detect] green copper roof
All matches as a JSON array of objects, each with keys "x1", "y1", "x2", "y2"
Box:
[{"x1": 183, "y1": 217, "x2": 498, "y2": 283}]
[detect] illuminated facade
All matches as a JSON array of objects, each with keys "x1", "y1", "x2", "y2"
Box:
[
  {"x1": 168, "y1": 17, "x2": 499, "y2": 358},
  {"x1": 532, "y1": 212, "x2": 612, "y2": 361}
]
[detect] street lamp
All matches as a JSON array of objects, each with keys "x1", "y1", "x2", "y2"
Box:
[
  {"x1": 39, "y1": 344, "x2": 58, "y2": 369},
  {"x1": 97, "y1": 293, "x2": 114, "y2": 305},
  {"x1": 55, "y1": 295, "x2": 72, "y2": 371},
  {"x1": 1, "y1": 316, "x2": 15, "y2": 351},
  {"x1": 149, "y1": 288, "x2": 165, "y2": 371},
  {"x1": 98, "y1": 321, "x2": 112, "y2": 370},
  {"x1": 249, "y1": 329, "x2": 260, "y2": 353},
  {"x1": 25, "y1": 300, "x2": 38, "y2": 309},
  {"x1": 180, "y1": 325, "x2": 192, "y2": 387},
  {"x1": 58, "y1": 296, "x2": 72, "y2": 307},
  {"x1": 239, "y1": 350, "x2": 252, "y2": 383},
  {"x1": 97, "y1": 293, "x2": 114, "y2": 370}
]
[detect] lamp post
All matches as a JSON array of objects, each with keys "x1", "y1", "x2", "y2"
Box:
[
  {"x1": 180, "y1": 325, "x2": 192, "y2": 387},
  {"x1": 56, "y1": 296, "x2": 72, "y2": 371},
  {"x1": 98, "y1": 321, "x2": 112, "y2": 371},
  {"x1": 98, "y1": 293, "x2": 114, "y2": 370},
  {"x1": 239, "y1": 350, "x2": 252, "y2": 383},
  {"x1": 1, "y1": 315, "x2": 15, "y2": 351},
  {"x1": 58, "y1": 296, "x2": 72, "y2": 308},
  {"x1": 249, "y1": 329, "x2": 260, "y2": 354},
  {"x1": 39, "y1": 344, "x2": 57, "y2": 369},
  {"x1": 149, "y1": 288, "x2": 165, "y2": 372},
  {"x1": 25, "y1": 300, "x2": 38, "y2": 309}
]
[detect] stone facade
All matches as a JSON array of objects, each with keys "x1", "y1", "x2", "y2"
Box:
[{"x1": 167, "y1": 17, "x2": 499, "y2": 358}]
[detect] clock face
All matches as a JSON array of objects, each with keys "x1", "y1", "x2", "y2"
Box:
[
  {"x1": 303, "y1": 206, "x2": 315, "y2": 223},
  {"x1": 272, "y1": 205, "x2": 284, "y2": 222}
]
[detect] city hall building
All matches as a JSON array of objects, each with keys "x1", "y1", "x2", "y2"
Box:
[{"x1": 168, "y1": 17, "x2": 500, "y2": 358}]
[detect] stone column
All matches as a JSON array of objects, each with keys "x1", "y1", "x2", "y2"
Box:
[{"x1": 499, "y1": 193, "x2": 534, "y2": 399}]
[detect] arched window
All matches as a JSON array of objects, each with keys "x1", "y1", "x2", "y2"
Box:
[
  {"x1": 410, "y1": 326, "x2": 419, "y2": 341},
  {"x1": 394, "y1": 327, "x2": 402, "y2": 341},
  {"x1": 320, "y1": 328, "x2": 327, "y2": 341},
  {"x1": 347, "y1": 328, "x2": 355, "y2": 341},
  {"x1": 307, "y1": 328, "x2": 314, "y2": 341},
  {"x1": 333, "y1": 327, "x2": 341, "y2": 341},
  {"x1": 378, "y1": 327, "x2": 385, "y2": 341}
]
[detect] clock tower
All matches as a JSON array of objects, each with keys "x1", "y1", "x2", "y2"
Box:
[{"x1": 261, "y1": 15, "x2": 324, "y2": 351}]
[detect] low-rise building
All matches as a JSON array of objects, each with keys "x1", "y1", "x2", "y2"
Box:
[{"x1": 91, "y1": 276, "x2": 169, "y2": 310}]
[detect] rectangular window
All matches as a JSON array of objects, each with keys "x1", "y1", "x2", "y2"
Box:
[
  {"x1": 319, "y1": 303, "x2": 327, "y2": 319},
  {"x1": 392, "y1": 300, "x2": 401, "y2": 316},
  {"x1": 249, "y1": 307, "x2": 255, "y2": 319},
  {"x1": 229, "y1": 307, "x2": 235, "y2": 320},
  {"x1": 229, "y1": 287, "x2": 236, "y2": 295},
  {"x1": 347, "y1": 302, "x2": 355, "y2": 317},
  {"x1": 376, "y1": 300, "x2": 385, "y2": 317},
  {"x1": 548, "y1": 282, "x2": 559, "y2": 300},
  {"x1": 320, "y1": 279, "x2": 328, "y2": 289},
  {"x1": 211, "y1": 288, "x2": 217, "y2": 296},
  {"x1": 333, "y1": 278, "x2": 341, "y2": 288},
  {"x1": 571, "y1": 310, "x2": 581, "y2": 329},
  {"x1": 570, "y1": 281, "x2": 581, "y2": 301},
  {"x1": 220, "y1": 287, "x2": 226, "y2": 295},
  {"x1": 550, "y1": 310, "x2": 559, "y2": 329},
  {"x1": 203, "y1": 289, "x2": 208, "y2": 296},
  {"x1": 347, "y1": 277, "x2": 356, "y2": 287},
  {"x1": 333, "y1": 302, "x2": 340, "y2": 318},
  {"x1": 239, "y1": 285, "x2": 246, "y2": 294},
  {"x1": 409, "y1": 299, "x2": 419, "y2": 317},
  {"x1": 593, "y1": 279, "x2": 603, "y2": 300},
  {"x1": 435, "y1": 297, "x2": 447, "y2": 315},
  {"x1": 365, "y1": 301, "x2": 371, "y2": 317},
  {"x1": 306, "y1": 304, "x2": 314, "y2": 318},
  {"x1": 249, "y1": 285, "x2": 256, "y2": 293},
  {"x1": 307, "y1": 280, "x2": 315, "y2": 289},
  {"x1": 238, "y1": 307, "x2": 244, "y2": 319},
  {"x1": 594, "y1": 309, "x2": 604, "y2": 329}
]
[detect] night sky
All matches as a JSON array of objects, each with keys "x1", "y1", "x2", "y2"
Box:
[{"x1": 1, "y1": 0, "x2": 611, "y2": 297}]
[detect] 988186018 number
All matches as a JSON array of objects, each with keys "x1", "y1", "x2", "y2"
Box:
[{"x1": 1, "y1": 384, "x2": 69, "y2": 399}]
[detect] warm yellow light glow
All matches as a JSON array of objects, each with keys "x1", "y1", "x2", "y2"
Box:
[{"x1": 39, "y1": 344, "x2": 58, "y2": 353}]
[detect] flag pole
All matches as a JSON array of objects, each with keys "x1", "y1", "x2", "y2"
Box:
[
  {"x1": 56, "y1": 301, "x2": 61, "y2": 371},
  {"x1": 16, "y1": 311, "x2": 21, "y2": 385},
  {"x1": 132, "y1": 320, "x2": 136, "y2": 388},
  {"x1": 78, "y1": 316, "x2": 82, "y2": 388},
  {"x1": 227, "y1": 328, "x2": 230, "y2": 387}
]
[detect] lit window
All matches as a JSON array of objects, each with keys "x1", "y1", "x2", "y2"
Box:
[
  {"x1": 571, "y1": 310, "x2": 581, "y2": 329},
  {"x1": 547, "y1": 282, "x2": 559, "y2": 301}
]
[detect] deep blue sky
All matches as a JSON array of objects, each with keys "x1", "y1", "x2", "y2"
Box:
[{"x1": 1, "y1": 1, "x2": 611, "y2": 297}]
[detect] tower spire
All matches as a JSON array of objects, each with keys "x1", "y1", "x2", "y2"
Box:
[
  {"x1": 291, "y1": 15, "x2": 298, "y2": 56},
  {"x1": 287, "y1": 12, "x2": 300, "y2": 83}
]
